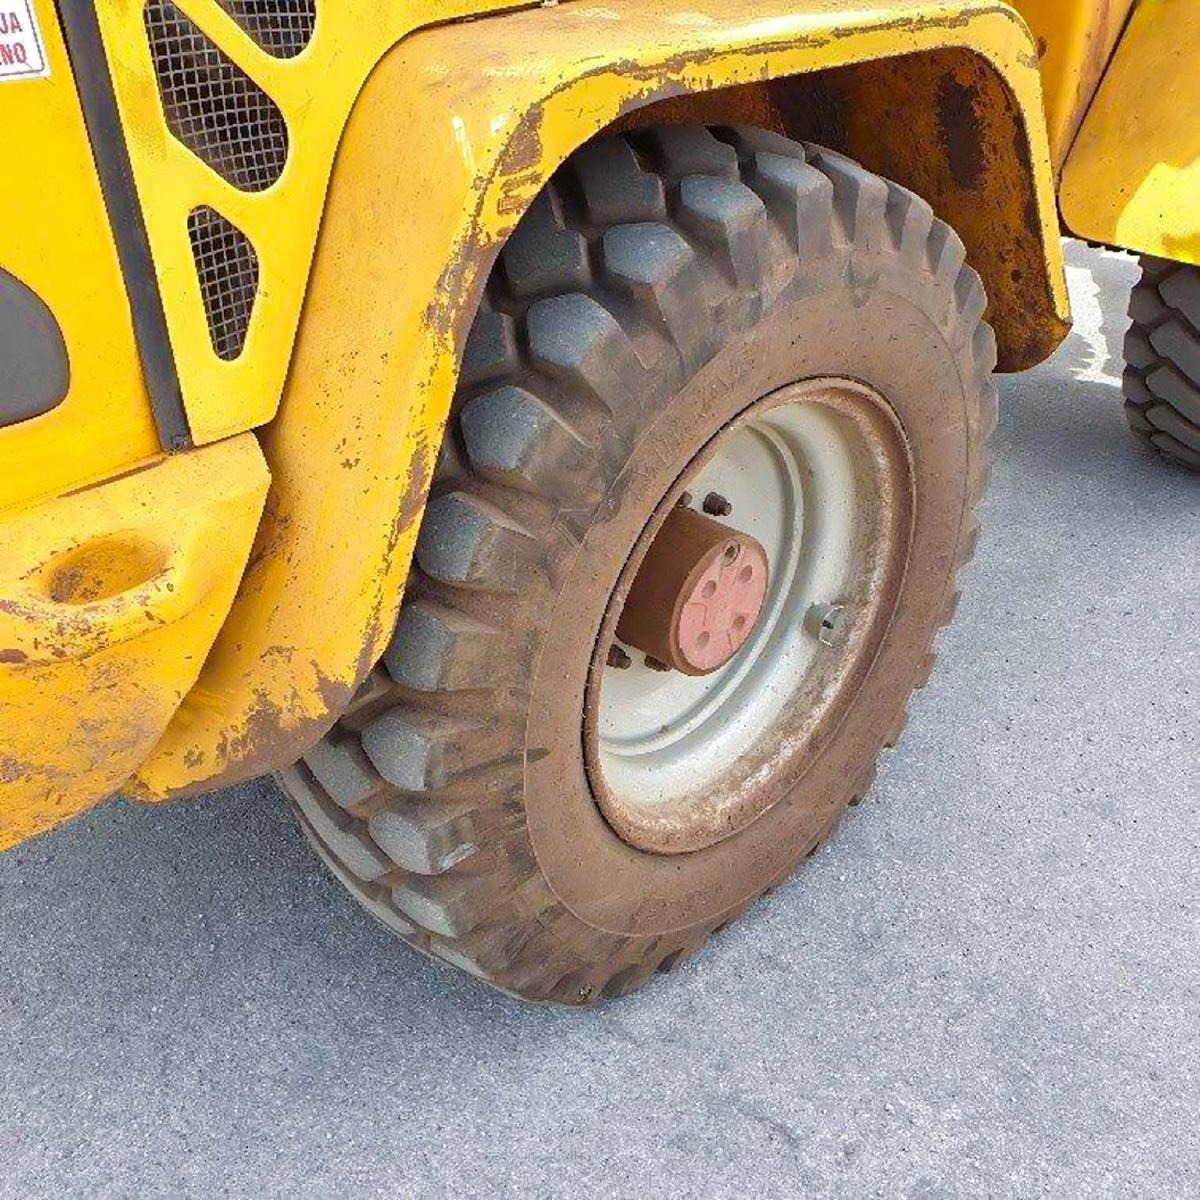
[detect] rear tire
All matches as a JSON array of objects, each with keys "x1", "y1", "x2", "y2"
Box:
[
  {"x1": 279, "y1": 125, "x2": 997, "y2": 1003},
  {"x1": 1123, "y1": 256, "x2": 1200, "y2": 470}
]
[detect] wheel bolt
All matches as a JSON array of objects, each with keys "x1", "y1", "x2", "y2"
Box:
[
  {"x1": 702, "y1": 492, "x2": 732, "y2": 517},
  {"x1": 607, "y1": 644, "x2": 631, "y2": 669},
  {"x1": 807, "y1": 602, "x2": 846, "y2": 645},
  {"x1": 676, "y1": 491, "x2": 693, "y2": 509},
  {"x1": 644, "y1": 655, "x2": 671, "y2": 672}
]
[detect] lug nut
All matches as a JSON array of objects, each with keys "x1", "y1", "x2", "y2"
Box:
[
  {"x1": 702, "y1": 492, "x2": 732, "y2": 517},
  {"x1": 807, "y1": 602, "x2": 846, "y2": 645},
  {"x1": 607, "y1": 644, "x2": 632, "y2": 669},
  {"x1": 676, "y1": 491, "x2": 693, "y2": 509},
  {"x1": 644, "y1": 655, "x2": 671, "y2": 672}
]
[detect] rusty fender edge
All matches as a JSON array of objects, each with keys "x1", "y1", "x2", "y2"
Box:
[{"x1": 133, "y1": 0, "x2": 1069, "y2": 798}]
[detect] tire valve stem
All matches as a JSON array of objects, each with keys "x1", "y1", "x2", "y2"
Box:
[
  {"x1": 606, "y1": 644, "x2": 632, "y2": 670},
  {"x1": 807, "y1": 602, "x2": 846, "y2": 646},
  {"x1": 644, "y1": 655, "x2": 672, "y2": 672},
  {"x1": 702, "y1": 491, "x2": 732, "y2": 517}
]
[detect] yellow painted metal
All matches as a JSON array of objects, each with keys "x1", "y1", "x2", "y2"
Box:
[
  {"x1": 0, "y1": 434, "x2": 269, "y2": 849},
  {"x1": 0, "y1": 0, "x2": 160, "y2": 514},
  {"x1": 1060, "y1": 0, "x2": 1200, "y2": 266},
  {"x1": 134, "y1": 0, "x2": 1068, "y2": 796},
  {"x1": 95, "y1": 0, "x2": 1092, "y2": 447},
  {"x1": 1010, "y1": 0, "x2": 1133, "y2": 169},
  {"x1": 94, "y1": 0, "x2": 538, "y2": 447}
]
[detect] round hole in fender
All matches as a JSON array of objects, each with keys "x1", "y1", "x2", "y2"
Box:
[{"x1": 40, "y1": 534, "x2": 169, "y2": 605}]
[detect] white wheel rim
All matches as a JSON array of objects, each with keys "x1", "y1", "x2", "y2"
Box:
[{"x1": 585, "y1": 380, "x2": 910, "y2": 853}]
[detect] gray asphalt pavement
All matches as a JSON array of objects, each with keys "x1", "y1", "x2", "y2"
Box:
[{"x1": 1, "y1": 243, "x2": 1197, "y2": 1198}]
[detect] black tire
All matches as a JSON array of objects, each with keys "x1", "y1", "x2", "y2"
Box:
[
  {"x1": 1123, "y1": 256, "x2": 1200, "y2": 470},
  {"x1": 279, "y1": 126, "x2": 997, "y2": 1003}
]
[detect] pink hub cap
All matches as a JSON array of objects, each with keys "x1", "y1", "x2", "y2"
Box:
[{"x1": 675, "y1": 540, "x2": 769, "y2": 672}]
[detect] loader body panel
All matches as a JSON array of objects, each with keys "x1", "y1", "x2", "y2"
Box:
[
  {"x1": 1010, "y1": 0, "x2": 1134, "y2": 170},
  {"x1": 0, "y1": 0, "x2": 160, "y2": 514},
  {"x1": 92, "y1": 0, "x2": 537, "y2": 449},
  {"x1": 0, "y1": 435, "x2": 268, "y2": 850},
  {"x1": 1060, "y1": 0, "x2": 1200, "y2": 267},
  {"x1": 0, "y1": 4, "x2": 273, "y2": 848}
]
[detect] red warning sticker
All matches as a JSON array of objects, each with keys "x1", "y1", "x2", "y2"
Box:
[{"x1": 0, "y1": 3, "x2": 48, "y2": 82}]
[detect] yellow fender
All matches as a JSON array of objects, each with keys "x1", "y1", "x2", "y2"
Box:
[
  {"x1": 1060, "y1": 0, "x2": 1200, "y2": 266},
  {"x1": 135, "y1": 0, "x2": 1070, "y2": 797}
]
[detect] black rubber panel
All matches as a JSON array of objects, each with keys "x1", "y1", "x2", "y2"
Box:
[
  {"x1": 54, "y1": 0, "x2": 191, "y2": 451},
  {"x1": 52, "y1": 0, "x2": 189, "y2": 451},
  {"x1": 1122, "y1": 257, "x2": 1200, "y2": 471},
  {"x1": 279, "y1": 127, "x2": 997, "y2": 1004},
  {"x1": 0, "y1": 268, "x2": 69, "y2": 427}
]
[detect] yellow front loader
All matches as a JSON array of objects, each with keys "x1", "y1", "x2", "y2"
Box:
[{"x1": 1, "y1": 0, "x2": 1195, "y2": 1002}]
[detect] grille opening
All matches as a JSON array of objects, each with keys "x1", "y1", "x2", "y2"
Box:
[
  {"x1": 216, "y1": 1, "x2": 316, "y2": 58},
  {"x1": 144, "y1": 0, "x2": 289, "y2": 192},
  {"x1": 188, "y1": 206, "x2": 259, "y2": 360}
]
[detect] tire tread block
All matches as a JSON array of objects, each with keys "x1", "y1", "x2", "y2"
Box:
[
  {"x1": 460, "y1": 383, "x2": 598, "y2": 502},
  {"x1": 384, "y1": 599, "x2": 514, "y2": 692},
  {"x1": 361, "y1": 707, "x2": 488, "y2": 792},
  {"x1": 286, "y1": 767, "x2": 392, "y2": 882},
  {"x1": 676, "y1": 173, "x2": 770, "y2": 293},
  {"x1": 415, "y1": 488, "x2": 536, "y2": 592},
  {"x1": 601, "y1": 222, "x2": 712, "y2": 370},
  {"x1": 501, "y1": 188, "x2": 591, "y2": 300},
  {"x1": 1122, "y1": 258, "x2": 1200, "y2": 471}
]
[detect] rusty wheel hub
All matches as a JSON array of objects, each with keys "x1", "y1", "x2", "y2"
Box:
[
  {"x1": 584, "y1": 379, "x2": 913, "y2": 855},
  {"x1": 616, "y1": 506, "x2": 769, "y2": 676}
]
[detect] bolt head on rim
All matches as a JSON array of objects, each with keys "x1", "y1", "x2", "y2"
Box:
[{"x1": 584, "y1": 379, "x2": 913, "y2": 856}]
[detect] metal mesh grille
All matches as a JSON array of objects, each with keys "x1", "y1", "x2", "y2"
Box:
[
  {"x1": 144, "y1": 0, "x2": 289, "y2": 192},
  {"x1": 188, "y1": 206, "x2": 259, "y2": 360},
  {"x1": 215, "y1": 1, "x2": 316, "y2": 58}
]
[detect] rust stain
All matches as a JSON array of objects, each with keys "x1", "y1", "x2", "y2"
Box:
[
  {"x1": 499, "y1": 111, "x2": 544, "y2": 177},
  {"x1": 394, "y1": 441, "x2": 431, "y2": 542},
  {"x1": 937, "y1": 74, "x2": 984, "y2": 190}
]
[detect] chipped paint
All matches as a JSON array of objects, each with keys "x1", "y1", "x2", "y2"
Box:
[{"x1": 0, "y1": 437, "x2": 268, "y2": 848}]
